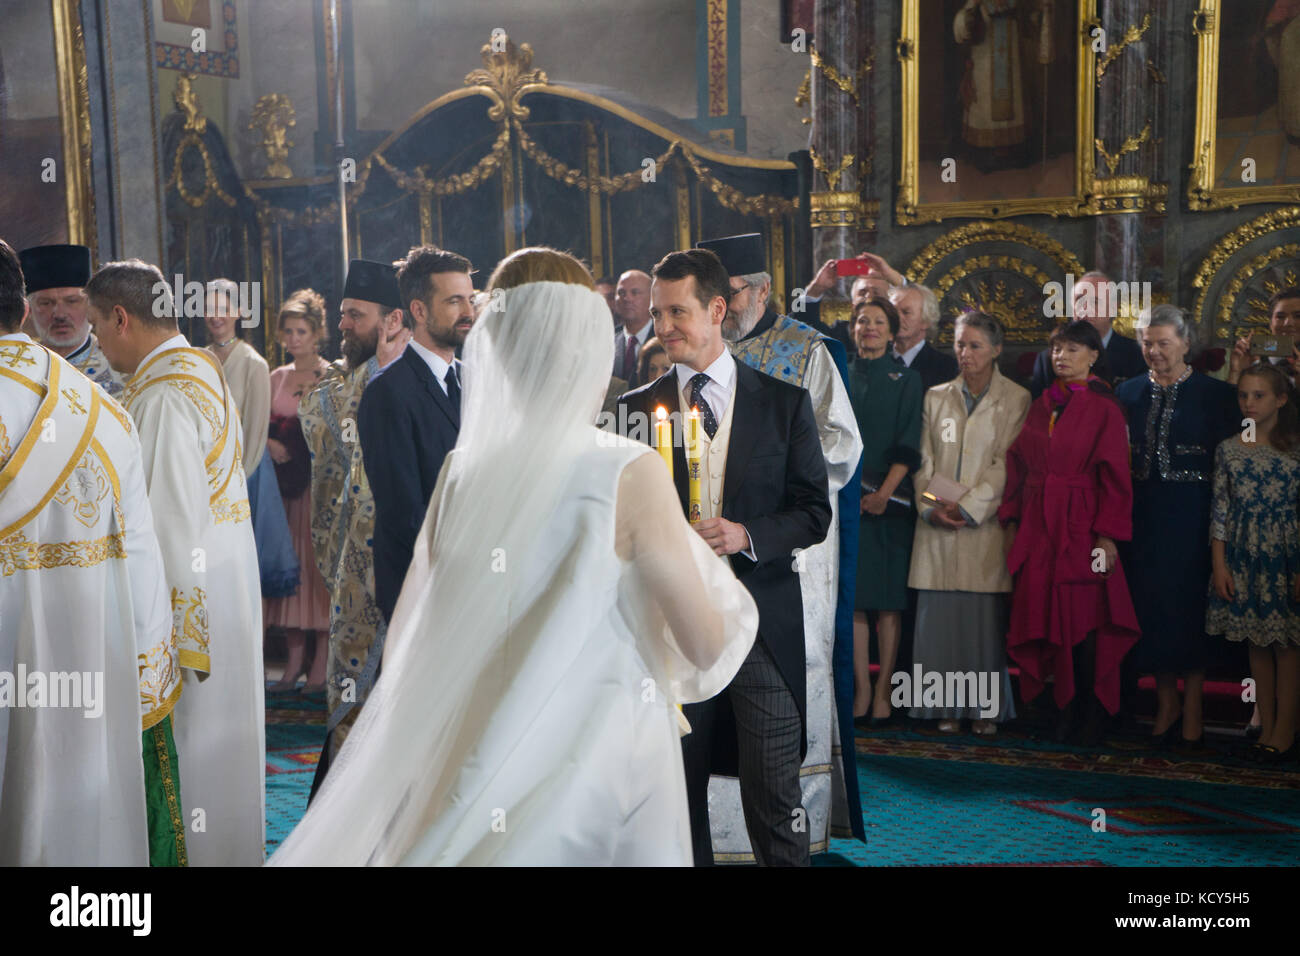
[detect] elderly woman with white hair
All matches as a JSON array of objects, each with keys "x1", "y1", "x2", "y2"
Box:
[{"x1": 1116, "y1": 304, "x2": 1239, "y2": 748}]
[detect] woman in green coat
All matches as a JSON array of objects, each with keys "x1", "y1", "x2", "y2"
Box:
[{"x1": 848, "y1": 297, "x2": 923, "y2": 724}]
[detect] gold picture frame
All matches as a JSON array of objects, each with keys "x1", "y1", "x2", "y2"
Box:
[
  {"x1": 897, "y1": 0, "x2": 1097, "y2": 225},
  {"x1": 1187, "y1": 1, "x2": 1300, "y2": 211},
  {"x1": 52, "y1": 0, "x2": 96, "y2": 254}
]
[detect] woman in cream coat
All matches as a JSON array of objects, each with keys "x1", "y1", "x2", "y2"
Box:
[{"x1": 908, "y1": 311, "x2": 1030, "y2": 734}]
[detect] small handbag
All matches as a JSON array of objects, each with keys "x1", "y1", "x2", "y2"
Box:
[{"x1": 860, "y1": 469, "x2": 914, "y2": 517}]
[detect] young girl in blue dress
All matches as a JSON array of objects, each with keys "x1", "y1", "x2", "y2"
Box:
[{"x1": 1207, "y1": 363, "x2": 1300, "y2": 763}]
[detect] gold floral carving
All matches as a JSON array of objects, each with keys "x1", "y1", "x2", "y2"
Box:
[
  {"x1": 809, "y1": 146, "x2": 854, "y2": 192},
  {"x1": 903, "y1": 221, "x2": 1084, "y2": 285},
  {"x1": 0, "y1": 530, "x2": 126, "y2": 576},
  {"x1": 174, "y1": 73, "x2": 206, "y2": 133},
  {"x1": 1095, "y1": 13, "x2": 1152, "y2": 80},
  {"x1": 463, "y1": 35, "x2": 548, "y2": 123},
  {"x1": 1094, "y1": 123, "x2": 1150, "y2": 177},
  {"x1": 808, "y1": 42, "x2": 860, "y2": 105},
  {"x1": 952, "y1": 278, "x2": 1045, "y2": 344},
  {"x1": 249, "y1": 93, "x2": 297, "y2": 179},
  {"x1": 796, "y1": 70, "x2": 811, "y2": 125},
  {"x1": 1191, "y1": 206, "x2": 1300, "y2": 336}
]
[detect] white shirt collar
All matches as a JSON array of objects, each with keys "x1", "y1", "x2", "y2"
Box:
[
  {"x1": 674, "y1": 346, "x2": 735, "y2": 394},
  {"x1": 895, "y1": 338, "x2": 926, "y2": 366},
  {"x1": 135, "y1": 333, "x2": 189, "y2": 373},
  {"x1": 408, "y1": 337, "x2": 457, "y2": 392},
  {"x1": 624, "y1": 322, "x2": 653, "y2": 346},
  {"x1": 1101, "y1": 327, "x2": 1113, "y2": 348}
]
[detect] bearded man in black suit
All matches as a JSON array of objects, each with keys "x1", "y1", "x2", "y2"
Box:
[
  {"x1": 358, "y1": 246, "x2": 474, "y2": 623},
  {"x1": 616, "y1": 249, "x2": 831, "y2": 866}
]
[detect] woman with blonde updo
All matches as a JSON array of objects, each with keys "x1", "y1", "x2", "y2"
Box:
[{"x1": 265, "y1": 289, "x2": 333, "y2": 693}]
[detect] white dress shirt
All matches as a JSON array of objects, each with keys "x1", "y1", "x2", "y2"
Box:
[
  {"x1": 408, "y1": 337, "x2": 460, "y2": 395},
  {"x1": 672, "y1": 347, "x2": 755, "y2": 560},
  {"x1": 894, "y1": 338, "x2": 925, "y2": 367},
  {"x1": 673, "y1": 345, "x2": 736, "y2": 421}
]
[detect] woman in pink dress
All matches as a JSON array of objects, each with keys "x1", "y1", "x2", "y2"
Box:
[{"x1": 265, "y1": 290, "x2": 332, "y2": 692}]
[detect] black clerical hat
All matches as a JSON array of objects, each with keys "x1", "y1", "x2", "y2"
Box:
[
  {"x1": 18, "y1": 244, "x2": 92, "y2": 293},
  {"x1": 695, "y1": 233, "x2": 766, "y2": 277},
  {"x1": 342, "y1": 259, "x2": 402, "y2": 310}
]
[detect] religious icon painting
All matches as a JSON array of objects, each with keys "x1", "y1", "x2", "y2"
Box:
[
  {"x1": 0, "y1": 0, "x2": 93, "y2": 252},
  {"x1": 1188, "y1": 0, "x2": 1300, "y2": 210},
  {"x1": 897, "y1": 0, "x2": 1097, "y2": 223}
]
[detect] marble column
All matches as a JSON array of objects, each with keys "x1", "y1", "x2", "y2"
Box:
[
  {"x1": 807, "y1": 0, "x2": 872, "y2": 326},
  {"x1": 1091, "y1": 0, "x2": 1167, "y2": 286},
  {"x1": 80, "y1": 0, "x2": 168, "y2": 264}
]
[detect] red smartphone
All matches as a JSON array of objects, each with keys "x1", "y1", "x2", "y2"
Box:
[{"x1": 835, "y1": 258, "x2": 873, "y2": 277}]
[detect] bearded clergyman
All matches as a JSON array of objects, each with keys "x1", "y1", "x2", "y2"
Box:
[
  {"x1": 19, "y1": 244, "x2": 125, "y2": 397},
  {"x1": 301, "y1": 259, "x2": 409, "y2": 792}
]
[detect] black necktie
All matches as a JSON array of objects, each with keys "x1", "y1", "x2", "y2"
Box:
[
  {"x1": 444, "y1": 365, "x2": 461, "y2": 412},
  {"x1": 688, "y1": 372, "x2": 718, "y2": 439}
]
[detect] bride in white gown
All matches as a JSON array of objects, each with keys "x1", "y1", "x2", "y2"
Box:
[{"x1": 270, "y1": 249, "x2": 757, "y2": 866}]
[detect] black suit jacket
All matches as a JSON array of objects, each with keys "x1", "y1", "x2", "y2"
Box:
[
  {"x1": 616, "y1": 360, "x2": 832, "y2": 761},
  {"x1": 905, "y1": 340, "x2": 960, "y2": 390},
  {"x1": 358, "y1": 346, "x2": 461, "y2": 622},
  {"x1": 1029, "y1": 330, "x2": 1146, "y2": 398}
]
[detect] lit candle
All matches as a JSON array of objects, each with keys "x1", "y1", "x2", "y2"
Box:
[
  {"x1": 686, "y1": 407, "x2": 702, "y2": 524},
  {"x1": 654, "y1": 405, "x2": 673, "y2": 480}
]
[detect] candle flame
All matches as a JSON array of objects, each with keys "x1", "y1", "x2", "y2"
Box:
[{"x1": 655, "y1": 405, "x2": 667, "y2": 421}]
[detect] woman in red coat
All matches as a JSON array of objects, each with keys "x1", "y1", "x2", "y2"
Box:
[{"x1": 998, "y1": 320, "x2": 1140, "y2": 744}]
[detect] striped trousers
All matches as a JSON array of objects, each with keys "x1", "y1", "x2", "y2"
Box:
[{"x1": 681, "y1": 640, "x2": 809, "y2": 866}]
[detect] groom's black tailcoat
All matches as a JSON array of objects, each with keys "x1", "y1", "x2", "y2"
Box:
[
  {"x1": 616, "y1": 360, "x2": 832, "y2": 770},
  {"x1": 358, "y1": 346, "x2": 460, "y2": 623}
]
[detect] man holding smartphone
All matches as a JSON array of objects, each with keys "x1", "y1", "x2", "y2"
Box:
[{"x1": 1228, "y1": 286, "x2": 1300, "y2": 387}]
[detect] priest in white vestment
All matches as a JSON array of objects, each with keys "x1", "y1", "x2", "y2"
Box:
[
  {"x1": 0, "y1": 240, "x2": 181, "y2": 865},
  {"x1": 271, "y1": 256, "x2": 758, "y2": 866},
  {"x1": 86, "y1": 258, "x2": 265, "y2": 866}
]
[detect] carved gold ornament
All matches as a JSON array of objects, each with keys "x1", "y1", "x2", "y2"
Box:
[
  {"x1": 905, "y1": 221, "x2": 1086, "y2": 346},
  {"x1": 796, "y1": 70, "x2": 811, "y2": 125},
  {"x1": 249, "y1": 94, "x2": 297, "y2": 180},
  {"x1": 808, "y1": 42, "x2": 861, "y2": 105},
  {"x1": 1094, "y1": 123, "x2": 1151, "y2": 177},
  {"x1": 1191, "y1": 206, "x2": 1300, "y2": 338},
  {"x1": 1095, "y1": 13, "x2": 1152, "y2": 80},
  {"x1": 809, "y1": 191, "x2": 877, "y2": 231},
  {"x1": 175, "y1": 73, "x2": 207, "y2": 134},
  {"x1": 809, "y1": 146, "x2": 854, "y2": 192}
]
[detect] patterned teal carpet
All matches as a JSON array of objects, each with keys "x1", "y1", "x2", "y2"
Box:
[{"x1": 262, "y1": 688, "x2": 1300, "y2": 864}]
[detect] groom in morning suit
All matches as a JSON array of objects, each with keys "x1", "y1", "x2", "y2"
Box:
[
  {"x1": 616, "y1": 249, "x2": 832, "y2": 866},
  {"x1": 358, "y1": 247, "x2": 475, "y2": 622}
]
